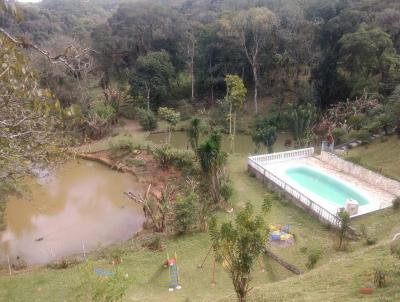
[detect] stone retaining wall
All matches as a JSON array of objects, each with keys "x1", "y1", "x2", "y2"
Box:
[{"x1": 319, "y1": 151, "x2": 400, "y2": 197}]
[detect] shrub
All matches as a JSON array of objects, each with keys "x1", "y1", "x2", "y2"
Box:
[
  {"x1": 392, "y1": 197, "x2": 400, "y2": 210},
  {"x1": 350, "y1": 129, "x2": 371, "y2": 143},
  {"x1": 90, "y1": 103, "x2": 116, "y2": 122},
  {"x1": 109, "y1": 137, "x2": 136, "y2": 154},
  {"x1": 174, "y1": 191, "x2": 197, "y2": 234},
  {"x1": 47, "y1": 258, "x2": 80, "y2": 270},
  {"x1": 118, "y1": 103, "x2": 137, "y2": 119},
  {"x1": 364, "y1": 120, "x2": 381, "y2": 134},
  {"x1": 153, "y1": 145, "x2": 194, "y2": 170},
  {"x1": 11, "y1": 256, "x2": 27, "y2": 270},
  {"x1": 176, "y1": 99, "x2": 194, "y2": 121},
  {"x1": 220, "y1": 181, "x2": 234, "y2": 203},
  {"x1": 172, "y1": 149, "x2": 195, "y2": 170},
  {"x1": 373, "y1": 267, "x2": 387, "y2": 288},
  {"x1": 152, "y1": 145, "x2": 175, "y2": 170},
  {"x1": 360, "y1": 224, "x2": 377, "y2": 246},
  {"x1": 146, "y1": 235, "x2": 163, "y2": 251},
  {"x1": 348, "y1": 114, "x2": 367, "y2": 130},
  {"x1": 390, "y1": 240, "x2": 400, "y2": 258},
  {"x1": 346, "y1": 156, "x2": 362, "y2": 165},
  {"x1": 332, "y1": 127, "x2": 346, "y2": 143},
  {"x1": 306, "y1": 248, "x2": 322, "y2": 269},
  {"x1": 248, "y1": 170, "x2": 256, "y2": 178},
  {"x1": 366, "y1": 237, "x2": 377, "y2": 246},
  {"x1": 75, "y1": 261, "x2": 130, "y2": 302},
  {"x1": 127, "y1": 158, "x2": 146, "y2": 167},
  {"x1": 137, "y1": 108, "x2": 157, "y2": 131}
]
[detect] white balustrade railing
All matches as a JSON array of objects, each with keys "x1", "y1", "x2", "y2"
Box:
[
  {"x1": 248, "y1": 151, "x2": 341, "y2": 228},
  {"x1": 249, "y1": 147, "x2": 314, "y2": 165}
]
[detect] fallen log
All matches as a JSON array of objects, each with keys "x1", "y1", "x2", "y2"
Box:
[{"x1": 263, "y1": 246, "x2": 304, "y2": 275}]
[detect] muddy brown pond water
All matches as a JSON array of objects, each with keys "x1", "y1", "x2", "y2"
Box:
[{"x1": 0, "y1": 160, "x2": 145, "y2": 265}]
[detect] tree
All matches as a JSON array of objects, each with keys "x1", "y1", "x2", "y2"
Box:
[
  {"x1": 219, "y1": 8, "x2": 278, "y2": 113},
  {"x1": 197, "y1": 131, "x2": 227, "y2": 205},
  {"x1": 128, "y1": 184, "x2": 176, "y2": 233},
  {"x1": 129, "y1": 51, "x2": 174, "y2": 110},
  {"x1": 286, "y1": 103, "x2": 317, "y2": 147},
  {"x1": 186, "y1": 117, "x2": 204, "y2": 151},
  {"x1": 174, "y1": 189, "x2": 198, "y2": 234},
  {"x1": 0, "y1": 34, "x2": 64, "y2": 184},
  {"x1": 210, "y1": 203, "x2": 268, "y2": 302},
  {"x1": 158, "y1": 107, "x2": 180, "y2": 144},
  {"x1": 225, "y1": 74, "x2": 247, "y2": 153},
  {"x1": 93, "y1": 2, "x2": 188, "y2": 73},
  {"x1": 337, "y1": 25, "x2": 400, "y2": 97},
  {"x1": 250, "y1": 117, "x2": 278, "y2": 153},
  {"x1": 337, "y1": 209, "x2": 351, "y2": 251}
]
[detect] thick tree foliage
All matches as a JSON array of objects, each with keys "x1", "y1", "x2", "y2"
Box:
[
  {"x1": 128, "y1": 51, "x2": 175, "y2": 109},
  {"x1": 210, "y1": 203, "x2": 268, "y2": 302},
  {"x1": 0, "y1": 36, "x2": 64, "y2": 180}
]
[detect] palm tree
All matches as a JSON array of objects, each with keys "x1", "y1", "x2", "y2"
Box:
[
  {"x1": 197, "y1": 131, "x2": 227, "y2": 204},
  {"x1": 186, "y1": 117, "x2": 202, "y2": 151}
]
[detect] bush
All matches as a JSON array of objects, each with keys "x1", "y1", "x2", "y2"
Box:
[
  {"x1": 152, "y1": 145, "x2": 175, "y2": 170},
  {"x1": 152, "y1": 145, "x2": 194, "y2": 170},
  {"x1": 364, "y1": 120, "x2": 381, "y2": 134},
  {"x1": 366, "y1": 237, "x2": 377, "y2": 246},
  {"x1": 348, "y1": 114, "x2": 367, "y2": 130},
  {"x1": 360, "y1": 224, "x2": 377, "y2": 246},
  {"x1": 146, "y1": 235, "x2": 163, "y2": 251},
  {"x1": 172, "y1": 149, "x2": 195, "y2": 170},
  {"x1": 176, "y1": 99, "x2": 195, "y2": 121},
  {"x1": 174, "y1": 191, "x2": 197, "y2": 234},
  {"x1": 118, "y1": 103, "x2": 137, "y2": 119},
  {"x1": 350, "y1": 129, "x2": 371, "y2": 143},
  {"x1": 75, "y1": 261, "x2": 130, "y2": 302},
  {"x1": 109, "y1": 137, "x2": 136, "y2": 154},
  {"x1": 90, "y1": 103, "x2": 116, "y2": 122},
  {"x1": 137, "y1": 108, "x2": 157, "y2": 131},
  {"x1": 305, "y1": 248, "x2": 322, "y2": 269},
  {"x1": 47, "y1": 258, "x2": 80, "y2": 270},
  {"x1": 392, "y1": 197, "x2": 400, "y2": 210},
  {"x1": 332, "y1": 127, "x2": 346, "y2": 143},
  {"x1": 373, "y1": 267, "x2": 387, "y2": 288},
  {"x1": 346, "y1": 156, "x2": 362, "y2": 165},
  {"x1": 390, "y1": 239, "x2": 400, "y2": 258},
  {"x1": 220, "y1": 181, "x2": 234, "y2": 203}
]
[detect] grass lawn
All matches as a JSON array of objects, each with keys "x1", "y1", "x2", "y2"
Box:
[
  {"x1": 228, "y1": 239, "x2": 400, "y2": 302},
  {"x1": 343, "y1": 135, "x2": 400, "y2": 180}
]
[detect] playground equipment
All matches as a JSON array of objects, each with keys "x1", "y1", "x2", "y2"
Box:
[
  {"x1": 94, "y1": 267, "x2": 115, "y2": 277},
  {"x1": 164, "y1": 252, "x2": 181, "y2": 292},
  {"x1": 269, "y1": 224, "x2": 294, "y2": 245}
]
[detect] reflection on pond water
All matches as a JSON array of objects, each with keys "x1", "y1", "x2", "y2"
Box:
[
  {"x1": 0, "y1": 160, "x2": 145, "y2": 264},
  {"x1": 147, "y1": 131, "x2": 292, "y2": 154}
]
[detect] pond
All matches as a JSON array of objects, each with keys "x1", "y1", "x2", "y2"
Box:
[
  {"x1": 147, "y1": 131, "x2": 291, "y2": 154},
  {"x1": 0, "y1": 160, "x2": 145, "y2": 264}
]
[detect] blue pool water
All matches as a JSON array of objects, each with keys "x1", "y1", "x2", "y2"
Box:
[{"x1": 285, "y1": 166, "x2": 369, "y2": 206}]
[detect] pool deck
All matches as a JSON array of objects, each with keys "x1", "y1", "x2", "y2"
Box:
[{"x1": 264, "y1": 156, "x2": 396, "y2": 218}]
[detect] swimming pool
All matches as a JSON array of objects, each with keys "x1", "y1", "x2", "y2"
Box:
[{"x1": 286, "y1": 165, "x2": 369, "y2": 206}]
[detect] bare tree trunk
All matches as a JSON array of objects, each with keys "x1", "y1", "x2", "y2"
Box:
[
  {"x1": 252, "y1": 65, "x2": 258, "y2": 114},
  {"x1": 191, "y1": 40, "x2": 195, "y2": 101},
  {"x1": 209, "y1": 55, "x2": 214, "y2": 104},
  {"x1": 145, "y1": 83, "x2": 150, "y2": 113}
]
